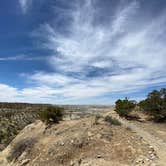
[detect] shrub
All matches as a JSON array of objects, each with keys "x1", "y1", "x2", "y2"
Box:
[
  {"x1": 94, "y1": 114, "x2": 102, "y2": 125},
  {"x1": 139, "y1": 88, "x2": 166, "y2": 122},
  {"x1": 7, "y1": 138, "x2": 36, "y2": 162},
  {"x1": 126, "y1": 126, "x2": 132, "y2": 131},
  {"x1": 38, "y1": 106, "x2": 64, "y2": 124},
  {"x1": 115, "y1": 98, "x2": 136, "y2": 117},
  {"x1": 104, "y1": 116, "x2": 121, "y2": 126}
]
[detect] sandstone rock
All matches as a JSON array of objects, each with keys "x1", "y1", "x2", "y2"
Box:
[{"x1": 96, "y1": 154, "x2": 102, "y2": 159}]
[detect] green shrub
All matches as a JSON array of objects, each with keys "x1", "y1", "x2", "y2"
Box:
[
  {"x1": 38, "y1": 106, "x2": 64, "y2": 124},
  {"x1": 115, "y1": 98, "x2": 136, "y2": 117},
  {"x1": 139, "y1": 88, "x2": 166, "y2": 122},
  {"x1": 104, "y1": 116, "x2": 121, "y2": 125}
]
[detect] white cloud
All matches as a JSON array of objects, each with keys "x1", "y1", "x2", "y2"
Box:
[
  {"x1": 0, "y1": 55, "x2": 25, "y2": 61},
  {"x1": 112, "y1": 0, "x2": 139, "y2": 34},
  {"x1": 0, "y1": 83, "x2": 60, "y2": 104},
  {"x1": 28, "y1": 72, "x2": 78, "y2": 86},
  {"x1": 0, "y1": 55, "x2": 47, "y2": 61},
  {"x1": 0, "y1": 84, "x2": 18, "y2": 101},
  {"x1": 92, "y1": 61, "x2": 113, "y2": 68},
  {"x1": 19, "y1": 0, "x2": 31, "y2": 13},
  {"x1": 21, "y1": 0, "x2": 166, "y2": 103},
  {"x1": 39, "y1": 0, "x2": 141, "y2": 74}
]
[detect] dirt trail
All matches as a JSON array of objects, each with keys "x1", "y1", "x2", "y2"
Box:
[{"x1": 109, "y1": 112, "x2": 166, "y2": 166}]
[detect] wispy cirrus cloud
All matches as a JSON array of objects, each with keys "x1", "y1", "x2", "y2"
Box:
[
  {"x1": 32, "y1": 0, "x2": 166, "y2": 100},
  {"x1": 39, "y1": 0, "x2": 141, "y2": 74},
  {"x1": 0, "y1": 55, "x2": 47, "y2": 61}
]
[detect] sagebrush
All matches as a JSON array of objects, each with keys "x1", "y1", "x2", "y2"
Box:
[{"x1": 104, "y1": 116, "x2": 121, "y2": 125}]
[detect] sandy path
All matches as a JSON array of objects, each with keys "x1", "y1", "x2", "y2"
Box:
[{"x1": 109, "y1": 112, "x2": 166, "y2": 166}]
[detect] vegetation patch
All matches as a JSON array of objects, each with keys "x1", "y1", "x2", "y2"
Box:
[
  {"x1": 38, "y1": 106, "x2": 64, "y2": 124},
  {"x1": 115, "y1": 98, "x2": 136, "y2": 117},
  {"x1": 7, "y1": 138, "x2": 36, "y2": 162},
  {"x1": 104, "y1": 116, "x2": 121, "y2": 126},
  {"x1": 139, "y1": 88, "x2": 166, "y2": 122},
  {"x1": 115, "y1": 88, "x2": 166, "y2": 123},
  {"x1": 94, "y1": 114, "x2": 102, "y2": 125}
]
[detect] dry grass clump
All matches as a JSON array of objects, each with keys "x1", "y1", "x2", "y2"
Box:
[
  {"x1": 104, "y1": 116, "x2": 121, "y2": 126},
  {"x1": 7, "y1": 138, "x2": 36, "y2": 162}
]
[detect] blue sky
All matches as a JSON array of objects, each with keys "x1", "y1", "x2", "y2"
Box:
[{"x1": 0, "y1": 0, "x2": 166, "y2": 104}]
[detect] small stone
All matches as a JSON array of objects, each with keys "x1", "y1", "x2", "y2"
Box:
[
  {"x1": 149, "y1": 154, "x2": 156, "y2": 160},
  {"x1": 148, "y1": 151, "x2": 153, "y2": 154},
  {"x1": 149, "y1": 145, "x2": 153, "y2": 149},
  {"x1": 88, "y1": 131, "x2": 93, "y2": 137},
  {"x1": 70, "y1": 161, "x2": 74, "y2": 166},
  {"x1": 60, "y1": 142, "x2": 65, "y2": 146},
  {"x1": 96, "y1": 154, "x2": 102, "y2": 158}
]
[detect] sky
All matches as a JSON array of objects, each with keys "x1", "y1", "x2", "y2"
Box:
[{"x1": 0, "y1": 0, "x2": 166, "y2": 104}]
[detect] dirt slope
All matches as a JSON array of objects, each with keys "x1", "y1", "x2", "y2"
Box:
[
  {"x1": 0, "y1": 115, "x2": 157, "y2": 166},
  {"x1": 108, "y1": 111, "x2": 166, "y2": 166}
]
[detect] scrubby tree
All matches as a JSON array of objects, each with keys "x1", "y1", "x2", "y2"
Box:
[
  {"x1": 115, "y1": 97, "x2": 136, "y2": 117},
  {"x1": 139, "y1": 88, "x2": 166, "y2": 122},
  {"x1": 38, "y1": 106, "x2": 64, "y2": 124}
]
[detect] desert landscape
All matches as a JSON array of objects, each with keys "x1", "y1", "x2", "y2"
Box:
[
  {"x1": 0, "y1": 95, "x2": 166, "y2": 166},
  {"x1": 0, "y1": 0, "x2": 166, "y2": 165}
]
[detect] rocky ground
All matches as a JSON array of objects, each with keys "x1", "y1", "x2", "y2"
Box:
[
  {"x1": 133, "y1": 120, "x2": 166, "y2": 142},
  {"x1": 108, "y1": 111, "x2": 166, "y2": 166},
  {"x1": 0, "y1": 104, "x2": 111, "y2": 151},
  {"x1": 0, "y1": 114, "x2": 158, "y2": 166}
]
